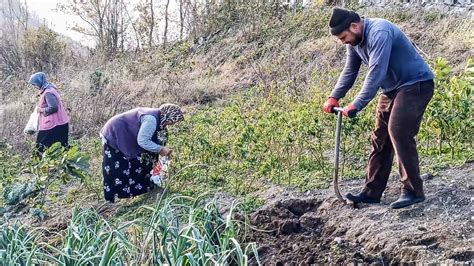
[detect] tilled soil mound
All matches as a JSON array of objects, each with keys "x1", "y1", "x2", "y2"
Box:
[{"x1": 248, "y1": 163, "x2": 473, "y2": 265}]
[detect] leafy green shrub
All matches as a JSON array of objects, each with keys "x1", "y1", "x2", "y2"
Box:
[
  {"x1": 89, "y1": 68, "x2": 109, "y2": 95},
  {"x1": 1, "y1": 143, "x2": 90, "y2": 209},
  {"x1": 420, "y1": 58, "x2": 474, "y2": 160},
  {"x1": 0, "y1": 141, "x2": 22, "y2": 205},
  {"x1": 21, "y1": 26, "x2": 66, "y2": 74},
  {"x1": 29, "y1": 143, "x2": 90, "y2": 205}
]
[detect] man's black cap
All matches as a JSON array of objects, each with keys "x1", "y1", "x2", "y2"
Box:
[{"x1": 329, "y1": 7, "x2": 360, "y2": 35}]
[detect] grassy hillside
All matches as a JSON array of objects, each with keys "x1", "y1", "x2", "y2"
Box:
[
  {"x1": 0, "y1": 5, "x2": 473, "y2": 264},
  {"x1": 2, "y1": 2, "x2": 473, "y2": 219}
]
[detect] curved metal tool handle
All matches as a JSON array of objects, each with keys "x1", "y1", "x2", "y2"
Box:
[
  {"x1": 333, "y1": 106, "x2": 357, "y2": 118},
  {"x1": 332, "y1": 108, "x2": 345, "y2": 202}
]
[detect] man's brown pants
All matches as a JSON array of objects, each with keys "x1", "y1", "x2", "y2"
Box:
[{"x1": 362, "y1": 80, "x2": 434, "y2": 199}]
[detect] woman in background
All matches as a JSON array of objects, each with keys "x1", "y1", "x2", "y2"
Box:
[
  {"x1": 100, "y1": 104, "x2": 184, "y2": 203},
  {"x1": 28, "y1": 72, "x2": 70, "y2": 153}
]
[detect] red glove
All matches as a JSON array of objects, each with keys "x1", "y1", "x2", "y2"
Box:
[
  {"x1": 323, "y1": 97, "x2": 339, "y2": 113},
  {"x1": 342, "y1": 103, "x2": 358, "y2": 118}
]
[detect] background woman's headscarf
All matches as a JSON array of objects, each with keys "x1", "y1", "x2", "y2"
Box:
[
  {"x1": 158, "y1": 103, "x2": 184, "y2": 129},
  {"x1": 28, "y1": 72, "x2": 57, "y2": 90}
]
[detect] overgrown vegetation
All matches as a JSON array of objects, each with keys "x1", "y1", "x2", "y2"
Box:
[
  {"x1": 169, "y1": 59, "x2": 473, "y2": 195},
  {"x1": 1, "y1": 143, "x2": 90, "y2": 218},
  {"x1": 422, "y1": 58, "x2": 474, "y2": 159},
  {"x1": 0, "y1": 195, "x2": 258, "y2": 265},
  {"x1": 21, "y1": 26, "x2": 67, "y2": 74},
  {"x1": 0, "y1": 142, "x2": 22, "y2": 205}
]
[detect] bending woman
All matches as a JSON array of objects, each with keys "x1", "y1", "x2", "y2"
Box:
[{"x1": 100, "y1": 104, "x2": 184, "y2": 202}]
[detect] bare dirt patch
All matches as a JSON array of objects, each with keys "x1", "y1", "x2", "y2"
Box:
[{"x1": 248, "y1": 163, "x2": 473, "y2": 264}]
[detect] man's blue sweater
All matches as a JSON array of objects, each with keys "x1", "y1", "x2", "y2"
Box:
[{"x1": 331, "y1": 17, "x2": 434, "y2": 110}]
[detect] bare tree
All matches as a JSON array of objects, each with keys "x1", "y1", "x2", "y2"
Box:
[
  {"x1": 178, "y1": 0, "x2": 185, "y2": 40},
  {"x1": 16, "y1": 0, "x2": 29, "y2": 31},
  {"x1": 187, "y1": 0, "x2": 200, "y2": 41},
  {"x1": 149, "y1": 0, "x2": 154, "y2": 47},
  {"x1": 135, "y1": 0, "x2": 157, "y2": 48},
  {"x1": 0, "y1": 0, "x2": 29, "y2": 77},
  {"x1": 124, "y1": 4, "x2": 141, "y2": 50},
  {"x1": 58, "y1": 0, "x2": 129, "y2": 57}
]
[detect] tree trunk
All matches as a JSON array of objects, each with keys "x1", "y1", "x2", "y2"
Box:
[
  {"x1": 120, "y1": 0, "x2": 124, "y2": 52},
  {"x1": 149, "y1": 0, "x2": 154, "y2": 47},
  {"x1": 190, "y1": 0, "x2": 199, "y2": 40},
  {"x1": 22, "y1": 0, "x2": 29, "y2": 31},
  {"x1": 179, "y1": 0, "x2": 184, "y2": 40},
  {"x1": 124, "y1": 4, "x2": 141, "y2": 50},
  {"x1": 163, "y1": 0, "x2": 170, "y2": 47}
]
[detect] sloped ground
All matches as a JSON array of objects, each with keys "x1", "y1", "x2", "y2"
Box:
[
  {"x1": 2, "y1": 163, "x2": 472, "y2": 264},
  {"x1": 248, "y1": 163, "x2": 473, "y2": 264}
]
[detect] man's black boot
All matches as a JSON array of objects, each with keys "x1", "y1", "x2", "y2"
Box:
[
  {"x1": 346, "y1": 192, "x2": 380, "y2": 204},
  {"x1": 390, "y1": 191, "x2": 425, "y2": 209}
]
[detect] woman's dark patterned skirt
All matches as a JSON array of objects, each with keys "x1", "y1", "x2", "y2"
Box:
[{"x1": 102, "y1": 143, "x2": 156, "y2": 202}]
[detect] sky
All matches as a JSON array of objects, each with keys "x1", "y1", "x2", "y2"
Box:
[
  {"x1": 25, "y1": 0, "x2": 181, "y2": 47},
  {"x1": 25, "y1": 0, "x2": 88, "y2": 45}
]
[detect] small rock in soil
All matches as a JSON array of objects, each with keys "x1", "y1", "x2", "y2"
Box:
[
  {"x1": 421, "y1": 173, "x2": 434, "y2": 180},
  {"x1": 306, "y1": 255, "x2": 315, "y2": 264}
]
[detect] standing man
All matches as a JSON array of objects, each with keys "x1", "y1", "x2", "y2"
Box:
[{"x1": 323, "y1": 7, "x2": 435, "y2": 209}]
